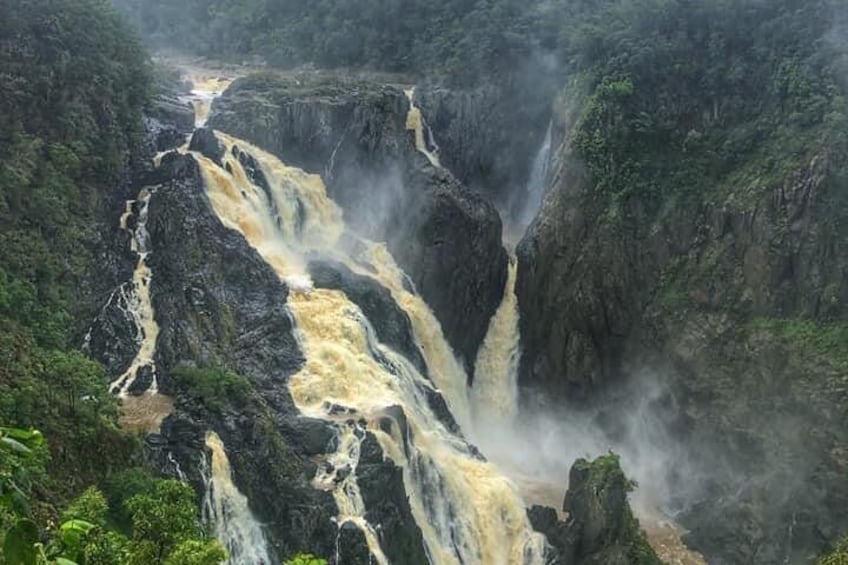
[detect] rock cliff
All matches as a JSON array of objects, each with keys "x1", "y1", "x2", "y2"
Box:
[
  {"x1": 208, "y1": 73, "x2": 508, "y2": 378},
  {"x1": 517, "y1": 101, "x2": 848, "y2": 563}
]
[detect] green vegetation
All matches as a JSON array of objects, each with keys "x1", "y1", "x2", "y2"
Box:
[
  {"x1": 111, "y1": 0, "x2": 551, "y2": 84},
  {"x1": 819, "y1": 536, "x2": 848, "y2": 565},
  {"x1": 0, "y1": 0, "x2": 154, "y2": 498},
  {"x1": 750, "y1": 318, "x2": 848, "y2": 370},
  {"x1": 569, "y1": 454, "x2": 661, "y2": 565},
  {"x1": 573, "y1": 453, "x2": 638, "y2": 493},
  {"x1": 561, "y1": 0, "x2": 848, "y2": 218},
  {"x1": 170, "y1": 365, "x2": 253, "y2": 411},
  {"x1": 1, "y1": 426, "x2": 225, "y2": 564},
  {"x1": 283, "y1": 554, "x2": 329, "y2": 565},
  {"x1": 0, "y1": 2, "x2": 225, "y2": 563}
]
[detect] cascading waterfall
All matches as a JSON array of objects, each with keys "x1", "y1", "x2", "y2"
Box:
[
  {"x1": 471, "y1": 258, "x2": 520, "y2": 429},
  {"x1": 185, "y1": 75, "x2": 234, "y2": 127},
  {"x1": 312, "y1": 421, "x2": 390, "y2": 565},
  {"x1": 108, "y1": 187, "x2": 161, "y2": 396},
  {"x1": 405, "y1": 88, "x2": 441, "y2": 167},
  {"x1": 527, "y1": 122, "x2": 552, "y2": 197},
  {"x1": 202, "y1": 431, "x2": 273, "y2": 565},
  {"x1": 190, "y1": 130, "x2": 549, "y2": 564},
  {"x1": 513, "y1": 121, "x2": 553, "y2": 233}
]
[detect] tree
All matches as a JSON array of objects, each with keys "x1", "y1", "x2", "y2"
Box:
[
  {"x1": 125, "y1": 480, "x2": 205, "y2": 563},
  {"x1": 283, "y1": 553, "x2": 329, "y2": 565},
  {"x1": 164, "y1": 539, "x2": 228, "y2": 565},
  {"x1": 62, "y1": 487, "x2": 109, "y2": 527}
]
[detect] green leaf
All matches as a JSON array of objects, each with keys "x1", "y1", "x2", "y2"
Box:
[
  {"x1": 1, "y1": 428, "x2": 43, "y2": 443},
  {"x1": 2, "y1": 518, "x2": 39, "y2": 565},
  {"x1": 60, "y1": 519, "x2": 96, "y2": 534},
  {"x1": 1, "y1": 437, "x2": 33, "y2": 456}
]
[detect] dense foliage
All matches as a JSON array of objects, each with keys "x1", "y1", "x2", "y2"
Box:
[
  {"x1": 283, "y1": 554, "x2": 328, "y2": 565},
  {"x1": 111, "y1": 0, "x2": 555, "y2": 84},
  {"x1": 1, "y1": 429, "x2": 225, "y2": 565},
  {"x1": 819, "y1": 537, "x2": 848, "y2": 565},
  {"x1": 0, "y1": 0, "x2": 151, "y2": 493},
  {"x1": 560, "y1": 0, "x2": 848, "y2": 217},
  {"x1": 0, "y1": 1, "x2": 206, "y2": 561},
  {"x1": 170, "y1": 365, "x2": 253, "y2": 412}
]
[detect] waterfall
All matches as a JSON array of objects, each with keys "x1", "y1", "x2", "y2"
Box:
[
  {"x1": 514, "y1": 122, "x2": 553, "y2": 231},
  {"x1": 183, "y1": 74, "x2": 234, "y2": 127},
  {"x1": 471, "y1": 258, "x2": 520, "y2": 430},
  {"x1": 108, "y1": 187, "x2": 161, "y2": 396},
  {"x1": 190, "y1": 131, "x2": 549, "y2": 565},
  {"x1": 405, "y1": 88, "x2": 441, "y2": 167},
  {"x1": 527, "y1": 122, "x2": 552, "y2": 197},
  {"x1": 202, "y1": 431, "x2": 272, "y2": 565},
  {"x1": 313, "y1": 421, "x2": 390, "y2": 565}
]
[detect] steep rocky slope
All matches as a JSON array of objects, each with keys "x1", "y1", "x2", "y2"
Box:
[
  {"x1": 78, "y1": 70, "x2": 668, "y2": 563},
  {"x1": 207, "y1": 73, "x2": 508, "y2": 377},
  {"x1": 413, "y1": 82, "x2": 554, "y2": 216},
  {"x1": 88, "y1": 143, "x2": 432, "y2": 563},
  {"x1": 516, "y1": 72, "x2": 848, "y2": 565}
]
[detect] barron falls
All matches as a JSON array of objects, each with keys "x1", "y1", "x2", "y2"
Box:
[
  {"x1": 78, "y1": 64, "x2": 707, "y2": 565},
  {"x1": 5, "y1": 2, "x2": 847, "y2": 564}
]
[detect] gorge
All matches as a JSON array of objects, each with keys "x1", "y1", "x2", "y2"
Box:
[{"x1": 1, "y1": 1, "x2": 847, "y2": 564}]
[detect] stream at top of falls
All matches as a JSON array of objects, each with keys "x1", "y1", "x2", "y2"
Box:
[{"x1": 190, "y1": 126, "x2": 549, "y2": 563}]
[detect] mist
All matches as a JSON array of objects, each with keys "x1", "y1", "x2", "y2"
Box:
[{"x1": 468, "y1": 370, "x2": 700, "y2": 521}]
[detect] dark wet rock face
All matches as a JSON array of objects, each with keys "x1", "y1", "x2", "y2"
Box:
[
  {"x1": 208, "y1": 74, "x2": 508, "y2": 378},
  {"x1": 144, "y1": 116, "x2": 186, "y2": 153},
  {"x1": 188, "y1": 127, "x2": 225, "y2": 164},
  {"x1": 528, "y1": 505, "x2": 575, "y2": 564},
  {"x1": 388, "y1": 162, "x2": 508, "y2": 377},
  {"x1": 414, "y1": 84, "x2": 554, "y2": 214},
  {"x1": 517, "y1": 105, "x2": 848, "y2": 561},
  {"x1": 108, "y1": 149, "x2": 429, "y2": 563},
  {"x1": 147, "y1": 90, "x2": 195, "y2": 134},
  {"x1": 357, "y1": 433, "x2": 429, "y2": 565},
  {"x1": 83, "y1": 286, "x2": 139, "y2": 378}
]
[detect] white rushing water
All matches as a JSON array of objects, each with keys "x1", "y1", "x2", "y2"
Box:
[
  {"x1": 190, "y1": 127, "x2": 548, "y2": 564},
  {"x1": 202, "y1": 431, "x2": 273, "y2": 565},
  {"x1": 513, "y1": 121, "x2": 553, "y2": 233},
  {"x1": 108, "y1": 187, "x2": 161, "y2": 396},
  {"x1": 405, "y1": 88, "x2": 442, "y2": 167},
  {"x1": 471, "y1": 258, "x2": 521, "y2": 430}
]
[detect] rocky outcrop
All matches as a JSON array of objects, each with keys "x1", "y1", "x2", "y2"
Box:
[
  {"x1": 357, "y1": 432, "x2": 429, "y2": 565},
  {"x1": 527, "y1": 454, "x2": 661, "y2": 565},
  {"x1": 113, "y1": 147, "x2": 429, "y2": 564},
  {"x1": 517, "y1": 105, "x2": 848, "y2": 561},
  {"x1": 414, "y1": 83, "x2": 554, "y2": 215},
  {"x1": 146, "y1": 90, "x2": 195, "y2": 135},
  {"x1": 390, "y1": 161, "x2": 508, "y2": 379},
  {"x1": 188, "y1": 127, "x2": 224, "y2": 164},
  {"x1": 562, "y1": 456, "x2": 661, "y2": 565},
  {"x1": 208, "y1": 73, "x2": 508, "y2": 377}
]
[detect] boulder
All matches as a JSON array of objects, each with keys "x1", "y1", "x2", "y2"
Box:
[{"x1": 188, "y1": 127, "x2": 225, "y2": 164}]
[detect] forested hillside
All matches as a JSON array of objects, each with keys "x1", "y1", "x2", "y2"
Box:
[
  {"x1": 518, "y1": 0, "x2": 848, "y2": 562},
  {"x1": 0, "y1": 1, "x2": 223, "y2": 562},
  {"x1": 0, "y1": 0, "x2": 148, "y2": 489},
  {"x1": 111, "y1": 0, "x2": 553, "y2": 84}
]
